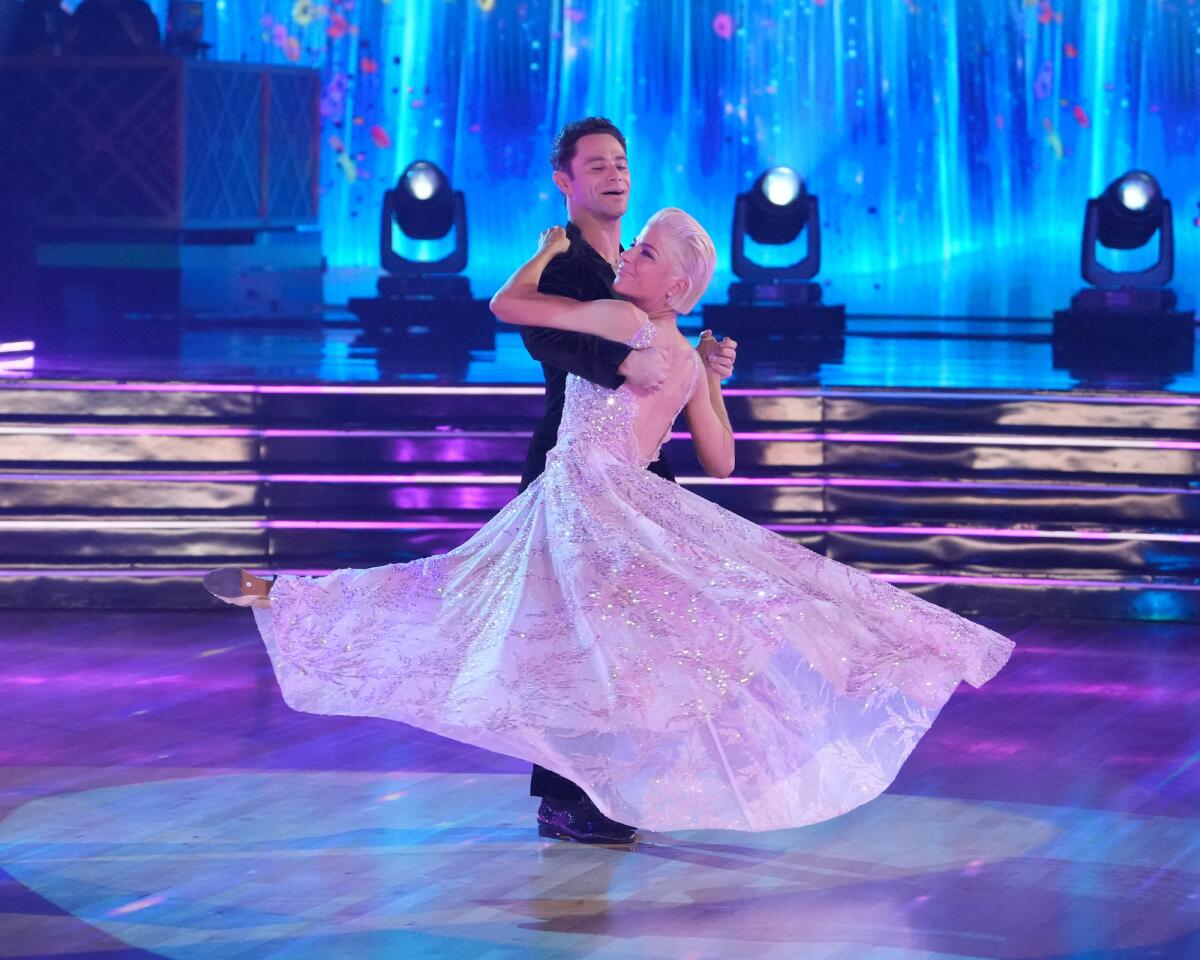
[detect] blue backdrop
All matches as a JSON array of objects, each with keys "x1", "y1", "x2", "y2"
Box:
[{"x1": 150, "y1": 0, "x2": 1200, "y2": 314}]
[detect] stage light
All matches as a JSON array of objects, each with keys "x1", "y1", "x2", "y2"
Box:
[
  {"x1": 761, "y1": 166, "x2": 802, "y2": 207},
  {"x1": 379, "y1": 160, "x2": 468, "y2": 277},
  {"x1": 706, "y1": 166, "x2": 844, "y2": 346},
  {"x1": 1082, "y1": 169, "x2": 1173, "y2": 286},
  {"x1": 732, "y1": 166, "x2": 820, "y2": 279},
  {"x1": 1053, "y1": 169, "x2": 1193, "y2": 381},
  {"x1": 405, "y1": 162, "x2": 440, "y2": 202},
  {"x1": 351, "y1": 159, "x2": 492, "y2": 351}
]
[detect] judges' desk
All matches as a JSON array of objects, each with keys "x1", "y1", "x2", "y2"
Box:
[{"x1": 0, "y1": 57, "x2": 322, "y2": 317}]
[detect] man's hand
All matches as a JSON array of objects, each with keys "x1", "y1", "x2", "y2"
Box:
[
  {"x1": 618, "y1": 345, "x2": 670, "y2": 393},
  {"x1": 537, "y1": 225, "x2": 571, "y2": 258},
  {"x1": 698, "y1": 330, "x2": 737, "y2": 381}
]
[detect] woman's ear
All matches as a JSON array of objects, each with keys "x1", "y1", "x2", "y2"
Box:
[{"x1": 669, "y1": 276, "x2": 690, "y2": 302}]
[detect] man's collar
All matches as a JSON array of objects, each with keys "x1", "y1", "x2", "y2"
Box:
[{"x1": 566, "y1": 219, "x2": 623, "y2": 255}]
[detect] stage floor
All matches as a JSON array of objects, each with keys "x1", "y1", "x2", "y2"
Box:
[
  {"x1": 0, "y1": 611, "x2": 1197, "y2": 960},
  {"x1": 5, "y1": 312, "x2": 1200, "y2": 394}
]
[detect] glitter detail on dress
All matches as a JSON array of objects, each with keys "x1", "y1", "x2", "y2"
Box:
[{"x1": 253, "y1": 318, "x2": 1014, "y2": 832}]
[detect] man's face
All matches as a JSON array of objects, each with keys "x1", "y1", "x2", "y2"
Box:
[{"x1": 553, "y1": 133, "x2": 630, "y2": 221}]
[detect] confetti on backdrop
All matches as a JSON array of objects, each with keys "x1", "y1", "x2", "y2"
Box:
[
  {"x1": 370, "y1": 125, "x2": 392, "y2": 149},
  {"x1": 291, "y1": 0, "x2": 314, "y2": 27},
  {"x1": 209, "y1": 0, "x2": 1200, "y2": 300},
  {"x1": 1034, "y1": 60, "x2": 1054, "y2": 99}
]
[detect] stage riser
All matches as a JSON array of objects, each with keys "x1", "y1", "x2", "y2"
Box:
[
  {"x1": 0, "y1": 480, "x2": 262, "y2": 511},
  {"x1": 824, "y1": 535, "x2": 1198, "y2": 575},
  {"x1": 3, "y1": 478, "x2": 1199, "y2": 526},
  {"x1": 7, "y1": 389, "x2": 1200, "y2": 433},
  {"x1": 0, "y1": 527, "x2": 1193, "y2": 576},
  {"x1": 3, "y1": 436, "x2": 1197, "y2": 478},
  {"x1": 1, "y1": 575, "x2": 1194, "y2": 622},
  {"x1": 2, "y1": 380, "x2": 1198, "y2": 617},
  {"x1": 813, "y1": 400, "x2": 1200, "y2": 433}
]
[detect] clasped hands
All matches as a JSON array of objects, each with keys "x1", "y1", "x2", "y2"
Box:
[
  {"x1": 538, "y1": 224, "x2": 737, "y2": 391},
  {"x1": 620, "y1": 330, "x2": 737, "y2": 392}
]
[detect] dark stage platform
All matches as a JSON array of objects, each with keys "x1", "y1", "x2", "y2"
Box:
[{"x1": 1, "y1": 311, "x2": 1198, "y2": 621}]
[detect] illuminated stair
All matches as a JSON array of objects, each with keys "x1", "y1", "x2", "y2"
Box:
[{"x1": 1, "y1": 380, "x2": 1198, "y2": 619}]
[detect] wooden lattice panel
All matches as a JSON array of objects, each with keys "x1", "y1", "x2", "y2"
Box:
[{"x1": 0, "y1": 57, "x2": 319, "y2": 231}]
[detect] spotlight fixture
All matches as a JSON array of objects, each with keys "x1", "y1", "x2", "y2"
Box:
[
  {"x1": 1053, "y1": 169, "x2": 1193, "y2": 380},
  {"x1": 732, "y1": 166, "x2": 820, "y2": 282},
  {"x1": 379, "y1": 160, "x2": 469, "y2": 281},
  {"x1": 1082, "y1": 170, "x2": 1173, "y2": 287},
  {"x1": 350, "y1": 159, "x2": 493, "y2": 349},
  {"x1": 706, "y1": 166, "x2": 844, "y2": 344}
]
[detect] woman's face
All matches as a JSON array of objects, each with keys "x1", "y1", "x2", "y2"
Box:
[{"x1": 613, "y1": 225, "x2": 684, "y2": 310}]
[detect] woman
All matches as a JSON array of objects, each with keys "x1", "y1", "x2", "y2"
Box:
[{"x1": 207, "y1": 208, "x2": 1013, "y2": 833}]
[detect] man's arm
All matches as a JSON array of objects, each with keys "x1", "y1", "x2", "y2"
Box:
[
  {"x1": 490, "y1": 227, "x2": 644, "y2": 347},
  {"x1": 525, "y1": 234, "x2": 634, "y2": 388},
  {"x1": 520, "y1": 325, "x2": 632, "y2": 390}
]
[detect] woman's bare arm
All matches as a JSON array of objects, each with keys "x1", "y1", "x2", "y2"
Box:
[
  {"x1": 490, "y1": 227, "x2": 644, "y2": 343},
  {"x1": 684, "y1": 363, "x2": 735, "y2": 479}
]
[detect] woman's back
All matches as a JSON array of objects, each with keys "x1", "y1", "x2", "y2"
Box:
[{"x1": 556, "y1": 319, "x2": 699, "y2": 469}]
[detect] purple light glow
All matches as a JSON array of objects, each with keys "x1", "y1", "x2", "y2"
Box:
[
  {"x1": 0, "y1": 519, "x2": 482, "y2": 531},
  {"x1": 721, "y1": 387, "x2": 1200, "y2": 407},
  {"x1": 878, "y1": 573, "x2": 1200, "y2": 591},
  {"x1": 2, "y1": 426, "x2": 532, "y2": 439},
  {"x1": 266, "y1": 520, "x2": 482, "y2": 530},
  {"x1": 767, "y1": 524, "x2": 1200, "y2": 544},
  {"x1": 696, "y1": 432, "x2": 1200, "y2": 451},
  {"x1": 0, "y1": 471, "x2": 523, "y2": 484},
  {"x1": 2, "y1": 381, "x2": 545, "y2": 396},
  {"x1": 989, "y1": 682, "x2": 1200, "y2": 702},
  {"x1": 0, "y1": 357, "x2": 35, "y2": 377},
  {"x1": 6, "y1": 379, "x2": 1200, "y2": 407},
  {"x1": 8, "y1": 423, "x2": 1200, "y2": 451}
]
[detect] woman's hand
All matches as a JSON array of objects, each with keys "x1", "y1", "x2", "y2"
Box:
[
  {"x1": 538, "y1": 225, "x2": 571, "y2": 258},
  {"x1": 697, "y1": 329, "x2": 737, "y2": 381}
]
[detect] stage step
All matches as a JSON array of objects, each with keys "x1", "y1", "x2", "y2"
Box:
[{"x1": 1, "y1": 379, "x2": 1198, "y2": 619}]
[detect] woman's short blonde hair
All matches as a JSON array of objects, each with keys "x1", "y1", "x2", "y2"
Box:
[{"x1": 639, "y1": 207, "x2": 716, "y2": 314}]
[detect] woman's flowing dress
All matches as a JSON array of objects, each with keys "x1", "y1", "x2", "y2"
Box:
[{"x1": 253, "y1": 319, "x2": 1013, "y2": 832}]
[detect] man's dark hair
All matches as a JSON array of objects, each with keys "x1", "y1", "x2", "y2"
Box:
[{"x1": 549, "y1": 117, "x2": 627, "y2": 175}]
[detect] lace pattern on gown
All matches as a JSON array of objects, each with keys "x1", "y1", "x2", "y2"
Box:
[{"x1": 253, "y1": 317, "x2": 1015, "y2": 833}]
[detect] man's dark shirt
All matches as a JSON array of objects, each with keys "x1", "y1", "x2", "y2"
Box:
[{"x1": 520, "y1": 221, "x2": 677, "y2": 490}]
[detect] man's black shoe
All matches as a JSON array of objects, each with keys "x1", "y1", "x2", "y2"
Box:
[{"x1": 536, "y1": 797, "x2": 638, "y2": 844}]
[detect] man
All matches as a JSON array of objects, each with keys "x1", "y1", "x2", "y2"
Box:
[{"x1": 521, "y1": 117, "x2": 736, "y2": 843}]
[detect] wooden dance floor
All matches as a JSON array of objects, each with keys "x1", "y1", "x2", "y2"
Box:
[{"x1": 1, "y1": 609, "x2": 1197, "y2": 959}]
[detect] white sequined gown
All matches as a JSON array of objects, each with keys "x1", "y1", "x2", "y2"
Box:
[{"x1": 253, "y1": 319, "x2": 1013, "y2": 833}]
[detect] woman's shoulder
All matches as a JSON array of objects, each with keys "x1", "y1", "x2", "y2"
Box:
[
  {"x1": 580, "y1": 299, "x2": 650, "y2": 345},
  {"x1": 617, "y1": 304, "x2": 656, "y2": 347}
]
